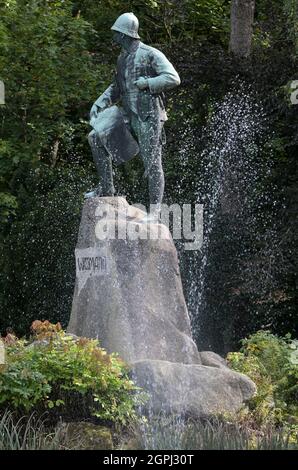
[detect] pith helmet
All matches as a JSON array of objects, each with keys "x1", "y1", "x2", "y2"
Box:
[{"x1": 111, "y1": 12, "x2": 140, "y2": 39}]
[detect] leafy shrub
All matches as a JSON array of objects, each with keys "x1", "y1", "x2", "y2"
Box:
[
  {"x1": 0, "y1": 321, "x2": 141, "y2": 425},
  {"x1": 227, "y1": 330, "x2": 298, "y2": 428}
]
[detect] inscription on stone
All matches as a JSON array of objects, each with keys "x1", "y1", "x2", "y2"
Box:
[
  {"x1": 77, "y1": 255, "x2": 107, "y2": 273},
  {"x1": 75, "y1": 247, "x2": 108, "y2": 294}
]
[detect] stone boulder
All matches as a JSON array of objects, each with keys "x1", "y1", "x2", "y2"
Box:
[
  {"x1": 67, "y1": 196, "x2": 256, "y2": 418},
  {"x1": 199, "y1": 351, "x2": 229, "y2": 369},
  {"x1": 67, "y1": 196, "x2": 201, "y2": 365},
  {"x1": 131, "y1": 359, "x2": 256, "y2": 418}
]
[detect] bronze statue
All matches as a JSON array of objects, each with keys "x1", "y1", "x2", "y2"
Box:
[{"x1": 86, "y1": 12, "x2": 180, "y2": 220}]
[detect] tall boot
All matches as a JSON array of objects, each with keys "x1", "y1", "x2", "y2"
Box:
[{"x1": 85, "y1": 131, "x2": 115, "y2": 198}]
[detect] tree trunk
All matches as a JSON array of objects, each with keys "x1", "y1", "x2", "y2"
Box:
[{"x1": 229, "y1": 0, "x2": 255, "y2": 59}]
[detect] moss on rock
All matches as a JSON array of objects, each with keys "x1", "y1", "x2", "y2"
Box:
[{"x1": 62, "y1": 422, "x2": 113, "y2": 450}]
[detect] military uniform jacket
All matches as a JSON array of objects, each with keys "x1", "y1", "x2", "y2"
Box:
[{"x1": 93, "y1": 41, "x2": 180, "y2": 122}]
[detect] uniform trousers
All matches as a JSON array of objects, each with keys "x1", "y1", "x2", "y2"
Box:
[{"x1": 88, "y1": 108, "x2": 165, "y2": 205}]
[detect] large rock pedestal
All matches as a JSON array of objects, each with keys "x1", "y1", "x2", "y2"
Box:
[{"x1": 68, "y1": 197, "x2": 255, "y2": 418}]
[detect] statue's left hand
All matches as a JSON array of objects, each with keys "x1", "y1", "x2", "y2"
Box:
[
  {"x1": 134, "y1": 77, "x2": 149, "y2": 90},
  {"x1": 90, "y1": 104, "x2": 99, "y2": 120},
  {"x1": 89, "y1": 105, "x2": 97, "y2": 127}
]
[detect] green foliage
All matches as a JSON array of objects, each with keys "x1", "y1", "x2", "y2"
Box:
[
  {"x1": 227, "y1": 331, "x2": 298, "y2": 427},
  {"x1": 283, "y1": 0, "x2": 298, "y2": 52},
  {"x1": 74, "y1": 0, "x2": 230, "y2": 46},
  {"x1": 0, "y1": 321, "x2": 141, "y2": 425},
  {"x1": 0, "y1": 0, "x2": 102, "y2": 206},
  {"x1": 0, "y1": 191, "x2": 18, "y2": 223}
]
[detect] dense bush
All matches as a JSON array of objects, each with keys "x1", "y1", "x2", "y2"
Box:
[
  {"x1": 227, "y1": 331, "x2": 298, "y2": 428},
  {"x1": 0, "y1": 321, "x2": 140, "y2": 425}
]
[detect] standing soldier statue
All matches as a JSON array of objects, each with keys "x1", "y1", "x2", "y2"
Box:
[{"x1": 86, "y1": 12, "x2": 180, "y2": 221}]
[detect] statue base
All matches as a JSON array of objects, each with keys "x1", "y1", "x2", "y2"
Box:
[{"x1": 67, "y1": 197, "x2": 256, "y2": 418}]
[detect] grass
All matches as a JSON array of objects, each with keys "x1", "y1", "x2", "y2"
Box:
[
  {"x1": 0, "y1": 410, "x2": 65, "y2": 450},
  {"x1": 121, "y1": 415, "x2": 298, "y2": 450},
  {"x1": 1, "y1": 410, "x2": 297, "y2": 450}
]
